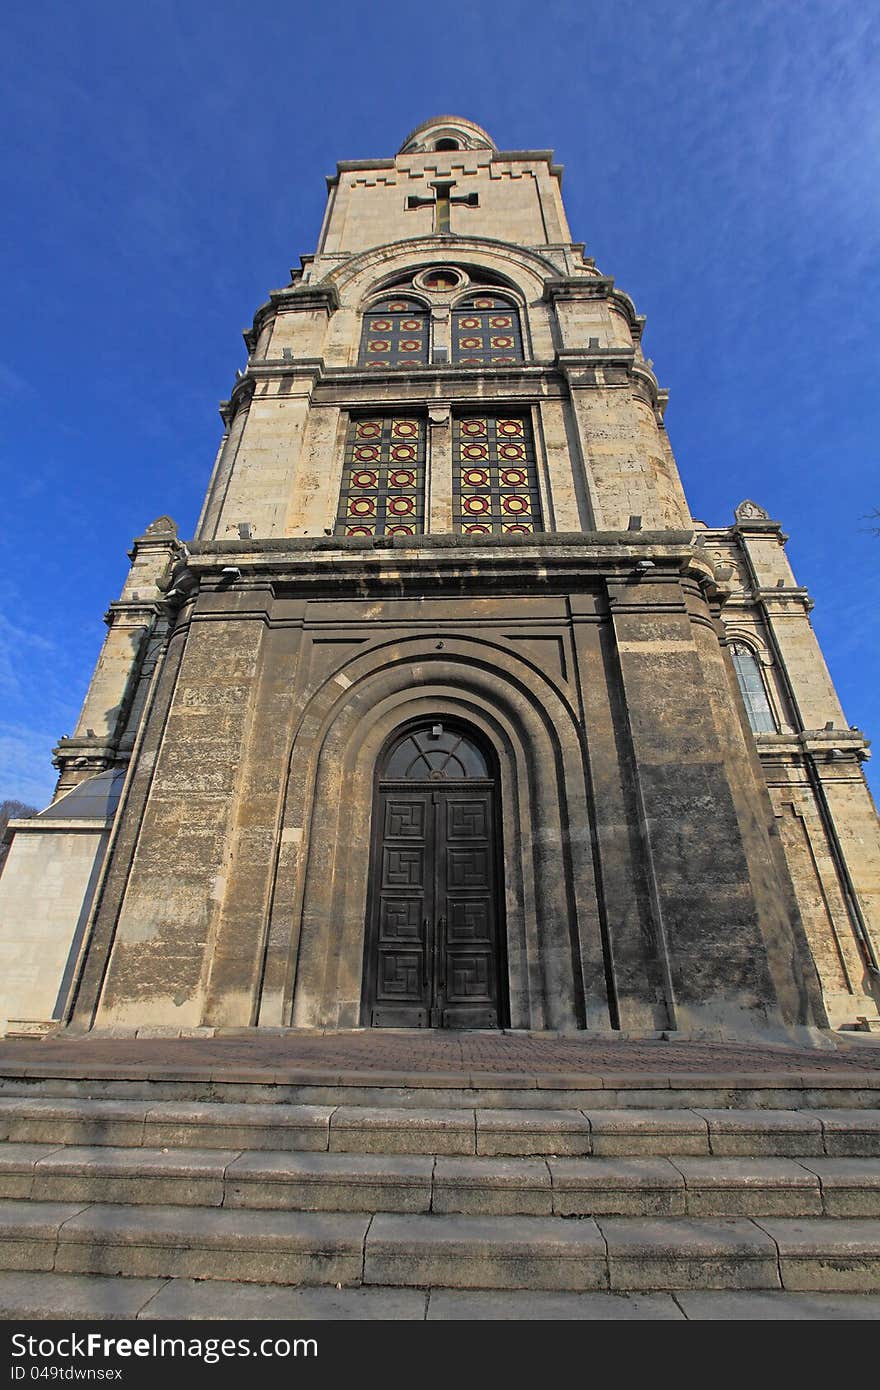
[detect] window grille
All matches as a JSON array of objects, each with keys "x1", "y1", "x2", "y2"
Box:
[
  {"x1": 335, "y1": 417, "x2": 426, "y2": 538},
  {"x1": 453, "y1": 414, "x2": 542, "y2": 535},
  {"x1": 359, "y1": 298, "x2": 429, "y2": 368},
  {"x1": 452, "y1": 295, "x2": 523, "y2": 365}
]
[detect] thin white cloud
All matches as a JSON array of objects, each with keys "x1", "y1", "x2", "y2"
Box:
[{"x1": 0, "y1": 723, "x2": 58, "y2": 810}]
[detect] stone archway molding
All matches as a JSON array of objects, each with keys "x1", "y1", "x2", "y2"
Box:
[{"x1": 255, "y1": 634, "x2": 612, "y2": 1032}]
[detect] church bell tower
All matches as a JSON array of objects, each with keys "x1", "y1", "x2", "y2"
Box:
[{"x1": 2, "y1": 116, "x2": 878, "y2": 1039}]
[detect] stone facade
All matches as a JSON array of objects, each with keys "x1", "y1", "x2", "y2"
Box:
[{"x1": 3, "y1": 116, "x2": 878, "y2": 1037}]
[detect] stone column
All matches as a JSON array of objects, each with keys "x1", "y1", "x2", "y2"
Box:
[
  {"x1": 196, "y1": 381, "x2": 254, "y2": 542},
  {"x1": 53, "y1": 517, "x2": 180, "y2": 797},
  {"x1": 427, "y1": 406, "x2": 452, "y2": 533}
]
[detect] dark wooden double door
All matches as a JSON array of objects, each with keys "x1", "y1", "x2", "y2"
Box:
[{"x1": 364, "y1": 784, "x2": 502, "y2": 1028}]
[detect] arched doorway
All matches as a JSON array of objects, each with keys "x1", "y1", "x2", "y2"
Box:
[{"x1": 362, "y1": 720, "x2": 505, "y2": 1028}]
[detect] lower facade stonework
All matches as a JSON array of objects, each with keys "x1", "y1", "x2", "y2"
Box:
[{"x1": 55, "y1": 536, "x2": 837, "y2": 1039}]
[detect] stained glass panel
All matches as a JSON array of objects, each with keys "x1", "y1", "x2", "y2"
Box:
[
  {"x1": 453, "y1": 414, "x2": 543, "y2": 536},
  {"x1": 452, "y1": 295, "x2": 523, "y2": 365},
  {"x1": 384, "y1": 726, "x2": 489, "y2": 781},
  {"x1": 730, "y1": 643, "x2": 777, "y2": 733},
  {"x1": 359, "y1": 299, "x2": 429, "y2": 368},
  {"x1": 335, "y1": 417, "x2": 426, "y2": 538}
]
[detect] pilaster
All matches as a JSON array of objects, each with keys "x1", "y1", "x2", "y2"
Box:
[{"x1": 52, "y1": 517, "x2": 179, "y2": 797}]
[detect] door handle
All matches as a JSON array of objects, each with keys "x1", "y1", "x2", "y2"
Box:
[
  {"x1": 422, "y1": 917, "x2": 429, "y2": 989},
  {"x1": 437, "y1": 915, "x2": 447, "y2": 991}
]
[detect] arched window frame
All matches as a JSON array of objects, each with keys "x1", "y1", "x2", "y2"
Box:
[
  {"x1": 728, "y1": 637, "x2": 779, "y2": 734},
  {"x1": 358, "y1": 294, "x2": 431, "y2": 368},
  {"x1": 381, "y1": 721, "x2": 492, "y2": 782},
  {"x1": 450, "y1": 289, "x2": 526, "y2": 366}
]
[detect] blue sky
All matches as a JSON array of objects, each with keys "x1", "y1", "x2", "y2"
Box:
[{"x1": 1, "y1": 0, "x2": 878, "y2": 807}]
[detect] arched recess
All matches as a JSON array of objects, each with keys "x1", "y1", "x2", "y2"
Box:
[
  {"x1": 327, "y1": 235, "x2": 559, "y2": 303},
  {"x1": 257, "y1": 636, "x2": 613, "y2": 1033},
  {"x1": 322, "y1": 239, "x2": 556, "y2": 369},
  {"x1": 322, "y1": 237, "x2": 558, "y2": 365},
  {"x1": 724, "y1": 630, "x2": 782, "y2": 734}
]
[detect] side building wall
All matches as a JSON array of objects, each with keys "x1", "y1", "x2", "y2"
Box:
[{"x1": 706, "y1": 502, "x2": 880, "y2": 1029}]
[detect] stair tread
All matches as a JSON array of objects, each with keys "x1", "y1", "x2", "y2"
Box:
[
  {"x1": 4, "y1": 1197, "x2": 879, "y2": 1241},
  {"x1": 754, "y1": 1217, "x2": 880, "y2": 1252},
  {"x1": 1, "y1": 1095, "x2": 879, "y2": 1124},
  {"x1": 669, "y1": 1158, "x2": 821, "y2": 1187},
  {"x1": 51, "y1": 1202, "x2": 371, "y2": 1248},
  {"x1": 1, "y1": 1271, "x2": 879, "y2": 1319},
  {"x1": 32, "y1": 1146, "x2": 241, "y2": 1175}
]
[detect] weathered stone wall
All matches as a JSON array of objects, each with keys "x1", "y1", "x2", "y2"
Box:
[{"x1": 65, "y1": 539, "x2": 827, "y2": 1036}]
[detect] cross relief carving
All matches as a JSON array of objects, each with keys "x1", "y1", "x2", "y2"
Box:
[{"x1": 406, "y1": 180, "x2": 479, "y2": 233}]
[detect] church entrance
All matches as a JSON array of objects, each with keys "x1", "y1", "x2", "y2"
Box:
[{"x1": 363, "y1": 722, "x2": 504, "y2": 1029}]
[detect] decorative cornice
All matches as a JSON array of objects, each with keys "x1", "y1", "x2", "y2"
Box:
[
  {"x1": 544, "y1": 276, "x2": 614, "y2": 301},
  {"x1": 556, "y1": 346, "x2": 635, "y2": 373},
  {"x1": 248, "y1": 359, "x2": 326, "y2": 382},
  {"x1": 271, "y1": 284, "x2": 340, "y2": 314},
  {"x1": 754, "y1": 585, "x2": 814, "y2": 612},
  {"x1": 188, "y1": 530, "x2": 693, "y2": 557},
  {"x1": 180, "y1": 533, "x2": 697, "y2": 608},
  {"x1": 754, "y1": 729, "x2": 871, "y2": 764},
  {"x1": 244, "y1": 284, "x2": 340, "y2": 353},
  {"x1": 542, "y1": 279, "x2": 645, "y2": 339},
  {"x1": 556, "y1": 348, "x2": 666, "y2": 417},
  {"x1": 218, "y1": 375, "x2": 256, "y2": 426}
]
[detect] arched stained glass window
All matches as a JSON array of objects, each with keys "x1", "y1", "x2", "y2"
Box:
[
  {"x1": 359, "y1": 298, "x2": 429, "y2": 368},
  {"x1": 730, "y1": 642, "x2": 777, "y2": 733},
  {"x1": 452, "y1": 295, "x2": 523, "y2": 365},
  {"x1": 453, "y1": 413, "x2": 543, "y2": 536},
  {"x1": 383, "y1": 725, "x2": 490, "y2": 781}
]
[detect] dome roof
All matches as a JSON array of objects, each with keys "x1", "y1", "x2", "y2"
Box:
[
  {"x1": 35, "y1": 768, "x2": 126, "y2": 822},
  {"x1": 398, "y1": 116, "x2": 496, "y2": 155}
]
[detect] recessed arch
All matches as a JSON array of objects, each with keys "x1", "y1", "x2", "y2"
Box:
[
  {"x1": 328, "y1": 236, "x2": 560, "y2": 307},
  {"x1": 382, "y1": 720, "x2": 491, "y2": 780},
  {"x1": 727, "y1": 639, "x2": 778, "y2": 734},
  {"x1": 256, "y1": 634, "x2": 613, "y2": 1034}
]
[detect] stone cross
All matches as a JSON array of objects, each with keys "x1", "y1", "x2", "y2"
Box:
[{"x1": 406, "y1": 180, "x2": 478, "y2": 233}]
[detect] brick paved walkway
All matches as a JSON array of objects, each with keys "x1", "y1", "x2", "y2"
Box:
[{"x1": 0, "y1": 1030, "x2": 878, "y2": 1080}]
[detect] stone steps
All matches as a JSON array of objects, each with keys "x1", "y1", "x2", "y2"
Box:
[
  {"x1": 1, "y1": 1144, "x2": 878, "y2": 1218},
  {"x1": 0, "y1": 1200, "x2": 878, "y2": 1293},
  {"x1": 2, "y1": 1072, "x2": 878, "y2": 1110},
  {"x1": 0, "y1": 1072, "x2": 877, "y2": 1312},
  {"x1": 0, "y1": 1097, "x2": 878, "y2": 1156}
]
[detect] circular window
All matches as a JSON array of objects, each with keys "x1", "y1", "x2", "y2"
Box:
[{"x1": 414, "y1": 266, "x2": 466, "y2": 294}]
